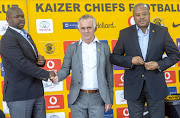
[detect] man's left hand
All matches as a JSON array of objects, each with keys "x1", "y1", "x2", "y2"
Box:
[
  {"x1": 144, "y1": 61, "x2": 158, "y2": 70},
  {"x1": 37, "y1": 52, "x2": 45, "y2": 66},
  {"x1": 105, "y1": 104, "x2": 112, "y2": 112}
]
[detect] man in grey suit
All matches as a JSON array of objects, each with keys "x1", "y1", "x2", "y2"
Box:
[{"x1": 53, "y1": 14, "x2": 113, "y2": 118}]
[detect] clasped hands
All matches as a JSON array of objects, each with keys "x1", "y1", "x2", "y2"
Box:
[
  {"x1": 132, "y1": 56, "x2": 159, "y2": 70},
  {"x1": 49, "y1": 71, "x2": 59, "y2": 84},
  {"x1": 37, "y1": 52, "x2": 59, "y2": 84}
]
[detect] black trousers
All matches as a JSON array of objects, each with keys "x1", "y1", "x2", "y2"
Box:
[{"x1": 127, "y1": 81, "x2": 165, "y2": 118}]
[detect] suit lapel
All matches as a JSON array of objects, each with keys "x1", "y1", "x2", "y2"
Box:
[
  {"x1": 8, "y1": 28, "x2": 37, "y2": 58},
  {"x1": 27, "y1": 34, "x2": 38, "y2": 57},
  {"x1": 96, "y1": 42, "x2": 101, "y2": 68},
  {"x1": 131, "y1": 25, "x2": 143, "y2": 57},
  {"x1": 145, "y1": 23, "x2": 155, "y2": 61},
  {"x1": 77, "y1": 42, "x2": 83, "y2": 71}
]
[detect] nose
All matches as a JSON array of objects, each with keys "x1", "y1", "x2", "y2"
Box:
[
  {"x1": 84, "y1": 28, "x2": 89, "y2": 32},
  {"x1": 139, "y1": 14, "x2": 144, "y2": 19},
  {"x1": 18, "y1": 16, "x2": 25, "y2": 21}
]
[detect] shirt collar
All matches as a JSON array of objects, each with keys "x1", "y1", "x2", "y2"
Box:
[
  {"x1": 79, "y1": 36, "x2": 100, "y2": 45},
  {"x1": 136, "y1": 23, "x2": 150, "y2": 32},
  {"x1": 9, "y1": 26, "x2": 27, "y2": 35}
]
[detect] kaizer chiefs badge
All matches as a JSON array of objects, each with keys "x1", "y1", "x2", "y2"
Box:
[
  {"x1": 152, "y1": 17, "x2": 164, "y2": 26},
  {"x1": 44, "y1": 43, "x2": 55, "y2": 54}
]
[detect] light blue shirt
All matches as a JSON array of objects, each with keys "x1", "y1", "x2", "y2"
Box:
[{"x1": 136, "y1": 23, "x2": 150, "y2": 60}]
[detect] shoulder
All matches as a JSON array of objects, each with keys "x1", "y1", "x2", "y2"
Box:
[
  {"x1": 150, "y1": 22, "x2": 167, "y2": 31},
  {"x1": 119, "y1": 25, "x2": 135, "y2": 34}
]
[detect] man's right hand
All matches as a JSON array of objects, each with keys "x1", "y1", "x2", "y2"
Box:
[
  {"x1": 49, "y1": 71, "x2": 56, "y2": 78},
  {"x1": 132, "y1": 56, "x2": 144, "y2": 65}
]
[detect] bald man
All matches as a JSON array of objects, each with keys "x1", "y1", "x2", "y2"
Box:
[{"x1": 0, "y1": 6, "x2": 56, "y2": 118}]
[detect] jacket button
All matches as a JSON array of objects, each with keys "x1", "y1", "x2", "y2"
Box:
[{"x1": 142, "y1": 75, "x2": 144, "y2": 77}]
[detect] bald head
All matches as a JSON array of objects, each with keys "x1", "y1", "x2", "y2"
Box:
[
  {"x1": 133, "y1": 3, "x2": 149, "y2": 13},
  {"x1": 6, "y1": 6, "x2": 25, "y2": 29},
  {"x1": 7, "y1": 6, "x2": 23, "y2": 18}
]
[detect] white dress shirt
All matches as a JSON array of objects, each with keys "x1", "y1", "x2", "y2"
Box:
[{"x1": 79, "y1": 36, "x2": 99, "y2": 90}]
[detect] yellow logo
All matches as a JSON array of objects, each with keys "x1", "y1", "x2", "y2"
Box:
[
  {"x1": 152, "y1": 17, "x2": 164, "y2": 26},
  {"x1": 44, "y1": 43, "x2": 55, "y2": 54}
]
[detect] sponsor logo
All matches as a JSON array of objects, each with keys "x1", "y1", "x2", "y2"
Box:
[
  {"x1": 152, "y1": 17, "x2": 164, "y2": 26},
  {"x1": 44, "y1": 43, "x2": 55, "y2": 54},
  {"x1": 104, "y1": 109, "x2": 113, "y2": 118},
  {"x1": 50, "y1": 115, "x2": 59, "y2": 118},
  {"x1": 165, "y1": 71, "x2": 176, "y2": 84},
  {"x1": 96, "y1": 22, "x2": 116, "y2": 28},
  {"x1": 46, "y1": 112, "x2": 65, "y2": 118},
  {"x1": 115, "y1": 90, "x2": 127, "y2": 105},
  {"x1": 45, "y1": 95, "x2": 64, "y2": 110},
  {"x1": 128, "y1": 16, "x2": 135, "y2": 26},
  {"x1": 1, "y1": 63, "x2": 5, "y2": 77},
  {"x1": 117, "y1": 107, "x2": 129, "y2": 118},
  {"x1": 42, "y1": 59, "x2": 61, "y2": 72},
  {"x1": 0, "y1": 20, "x2": 8, "y2": 35},
  {"x1": 63, "y1": 41, "x2": 77, "y2": 54},
  {"x1": 63, "y1": 22, "x2": 78, "y2": 29},
  {"x1": 168, "y1": 87, "x2": 177, "y2": 95},
  {"x1": 43, "y1": 79, "x2": 63, "y2": 92},
  {"x1": 172, "y1": 22, "x2": 180, "y2": 28},
  {"x1": 36, "y1": 19, "x2": 53, "y2": 33},
  {"x1": 114, "y1": 73, "x2": 124, "y2": 87},
  {"x1": 40, "y1": 21, "x2": 50, "y2": 28}
]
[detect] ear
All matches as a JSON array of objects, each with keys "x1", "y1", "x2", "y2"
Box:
[
  {"x1": 6, "y1": 17, "x2": 9, "y2": 22},
  {"x1": 94, "y1": 27, "x2": 97, "y2": 32}
]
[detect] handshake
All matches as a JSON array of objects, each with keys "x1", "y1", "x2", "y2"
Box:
[{"x1": 49, "y1": 71, "x2": 59, "y2": 84}]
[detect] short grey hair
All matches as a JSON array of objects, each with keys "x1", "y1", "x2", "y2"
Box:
[
  {"x1": 78, "y1": 14, "x2": 96, "y2": 29},
  {"x1": 133, "y1": 3, "x2": 150, "y2": 12}
]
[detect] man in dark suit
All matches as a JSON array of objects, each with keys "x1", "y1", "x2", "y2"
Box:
[
  {"x1": 110, "y1": 3, "x2": 180, "y2": 118},
  {"x1": 0, "y1": 6, "x2": 56, "y2": 118},
  {"x1": 51, "y1": 14, "x2": 114, "y2": 118}
]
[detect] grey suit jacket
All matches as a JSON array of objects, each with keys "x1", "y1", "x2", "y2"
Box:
[{"x1": 57, "y1": 40, "x2": 114, "y2": 105}]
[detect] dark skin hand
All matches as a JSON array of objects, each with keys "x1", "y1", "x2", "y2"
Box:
[
  {"x1": 37, "y1": 52, "x2": 45, "y2": 66},
  {"x1": 132, "y1": 56, "x2": 159, "y2": 70}
]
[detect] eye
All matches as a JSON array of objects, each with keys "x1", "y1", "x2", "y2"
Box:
[
  {"x1": 81, "y1": 27, "x2": 85, "y2": 30},
  {"x1": 87, "y1": 27, "x2": 92, "y2": 30}
]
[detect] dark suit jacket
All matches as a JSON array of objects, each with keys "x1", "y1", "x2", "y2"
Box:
[
  {"x1": 0, "y1": 27, "x2": 49, "y2": 102},
  {"x1": 57, "y1": 41, "x2": 114, "y2": 105},
  {"x1": 111, "y1": 23, "x2": 180, "y2": 101}
]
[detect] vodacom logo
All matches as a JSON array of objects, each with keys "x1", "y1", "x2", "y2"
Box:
[
  {"x1": 123, "y1": 108, "x2": 129, "y2": 116},
  {"x1": 165, "y1": 72, "x2": 170, "y2": 80},
  {"x1": 120, "y1": 75, "x2": 124, "y2": 82},
  {"x1": 47, "y1": 60, "x2": 55, "y2": 69},
  {"x1": 49, "y1": 96, "x2": 57, "y2": 105}
]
